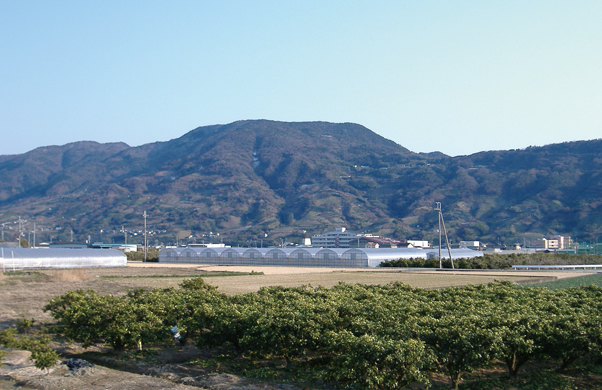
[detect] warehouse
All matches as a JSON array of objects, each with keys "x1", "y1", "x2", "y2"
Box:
[
  {"x1": 0, "y1": 248, "x2": 127, "y2": 270},
  {"x1": 158, "y1": 246, "x2": 483, "y2": 268}
]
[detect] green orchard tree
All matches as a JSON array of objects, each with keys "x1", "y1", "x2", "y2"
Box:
[
  {"x1": 241, "y1": 286, "x2": 338, "y2": 366},
  {"x1": 323, "y1": 330, "x2": 433, "y2": 389},
  {"x1": 165, "y1": 278, "x2": 228, "y2": 346},
  {"x1": 194, "y1": 292, "x2": 261, "y2": 356},
  {"x1": 44, "y1": 290, "x2": 105, "y2": 348},
  {"x1": 418, "y1": 311, "x2": 499, "y2": 390},
  {"x1": 541, "y1": 286, "x2": 602, "y2": 370},
  {"x1": 45, "y1": 289, "x2": 166, "y2": 351}
]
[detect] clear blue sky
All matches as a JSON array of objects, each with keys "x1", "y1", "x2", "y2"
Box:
[{"x1": 2, "y1": 1, "x2": 601, "y2": 157}]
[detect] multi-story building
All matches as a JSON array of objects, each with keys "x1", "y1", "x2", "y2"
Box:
[
  {"x1": 312, "y1": 227, "x2": 430, "y2": 249},
  {"x1": 548, "y1": 236, "x2": 566, "y2": 250},
  {"x1": 459, "y1": 241, "x2": 481, "y2": 249},
  {"x1": 350, "y1": 236, "x2": 406, "y2": 248},
  {"x1": 311, "y1": 227, "x2": 360, "y2": 248},
  {"x1": 530, "y1": 238, "x2": 549, "y2": 249},
  {"x1": 530, "y1": 235, "x2": 569, "y2": 250}
]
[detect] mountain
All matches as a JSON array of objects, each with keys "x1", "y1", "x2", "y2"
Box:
[{"x1": 0, "y1": 120, "x2": 600, "y2": 246}]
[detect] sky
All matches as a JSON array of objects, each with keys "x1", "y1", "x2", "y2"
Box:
[{"x1": 1, "y1": 1, "x2": 601, "y2": 157}]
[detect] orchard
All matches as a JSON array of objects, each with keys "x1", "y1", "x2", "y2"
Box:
[{"x1": 40, "y1": 278, "x2": 602, "y2": 389}]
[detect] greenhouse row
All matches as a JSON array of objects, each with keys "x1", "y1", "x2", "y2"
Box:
[
  {"x1": 0, "y1": 248, "x2": 127, "y2": 270},
  {"x1": 158, "y1": 247, "x2": 483, "y2": 268}
]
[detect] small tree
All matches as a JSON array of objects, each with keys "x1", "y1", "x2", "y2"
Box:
[
  {"x1": 1, "y1": 328, "x2": 58, "y2": 373},
  {"x1": 16, "y1": 318, "x2": 35, "y2": 334},
  {"x1": 19, "y1": 335, "x2": 59, "y2": 372}
]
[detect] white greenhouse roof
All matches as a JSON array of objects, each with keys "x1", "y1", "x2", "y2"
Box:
[
  {"x1": 0, "y1": 248, "x2": 127, "y2": 270},
  {"x1": 425, "y1": 248, "x2": 486, "y2": 259},
  {"x1": 159, "y1": 246, "x2": 483, "y2": 268}
]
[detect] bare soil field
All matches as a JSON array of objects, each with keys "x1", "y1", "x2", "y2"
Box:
[{"x1": 0, "y1": 263, "x2": 594, "y2": 389}]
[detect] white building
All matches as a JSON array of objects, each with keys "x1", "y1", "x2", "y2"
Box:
[
  {"x1": 187, "y1": 243, "x2": 228, "y2": 248},
  {"x1": 311, "y1": 227, "x2": 361, "y2": 248},
  {"x1": 407, "y1": 240, "x2": 430, "y2": 248}
]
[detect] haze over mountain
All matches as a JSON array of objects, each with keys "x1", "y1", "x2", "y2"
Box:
[{"x1": 1, "y1": 120, "x2": 600, "y2": 246}]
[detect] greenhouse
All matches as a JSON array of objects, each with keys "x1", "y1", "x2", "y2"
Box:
[
  {"x1": 158, "y1": 246, "x2": 483, "y2": 268},
  {"x1": 0, "y1": 248, "x2": 127, "y2": 270}
]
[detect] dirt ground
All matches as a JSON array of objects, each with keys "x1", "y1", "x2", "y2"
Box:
[
  {"x1": 0, "y1": 350, "x2": 198, "y2": 390},
  {"x1": 0, "y1": 348, "x2": 302, "y2": 390},
  {"x1": 0, "y1": 262, "x2": 594, "y2": 389},
  {"x1": 0, "y1": 263, "x2": 580, "y2": 325}
]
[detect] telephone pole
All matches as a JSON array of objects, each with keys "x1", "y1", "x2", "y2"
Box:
[
  {"x1": 18, "y1": 216, "x2": 22, "y2": 248},
  {"x1": 143, "y1": 211, "x2": 148, "y2": 262},
  {"x1": 435, "y1": 202, "x2": 454, "y2": 269}
]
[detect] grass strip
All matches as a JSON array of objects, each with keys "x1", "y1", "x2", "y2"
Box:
[
  {"x1": 3, "y1": 271, "x2": 41, "y2": 276},
  {"x1": 529, "y1": 273, "x2": 602, "y2": 290}
]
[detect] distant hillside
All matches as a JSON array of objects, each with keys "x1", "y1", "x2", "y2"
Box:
[{"x1": 0, "y1": 121, "x2": 600, "y2": 246}]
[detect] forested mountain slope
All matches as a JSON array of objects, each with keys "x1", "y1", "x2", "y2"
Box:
[{"x1": 0, "y1": 120, "x2": 600, "y2": 245}]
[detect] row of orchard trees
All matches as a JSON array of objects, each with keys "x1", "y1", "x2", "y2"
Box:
[
  {"x1": 381, "y1": 253, "x2": 602, "y2": 269},
  {"x1": 45, "y1": 280, "x2": 602, "y2": 389}
]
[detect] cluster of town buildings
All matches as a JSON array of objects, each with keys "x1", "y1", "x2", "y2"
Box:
[
  {"x1": 310, "y1": 227, "x2": 429, "y2": 249},
  {"x1": 2, "y1": 222, "x2": 599, "y2": 270},
  {"x1": 310, "y1": 227, "x2": 481, "y2": 250},
  {"x1": 308, "y1": 228, "x2": 601, "y2": 255}
]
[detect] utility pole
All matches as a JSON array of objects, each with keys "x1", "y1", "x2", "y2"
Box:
[
  {"x1": 437, "y1": 203, "x2": 442, "y2": 267},
  {"x1": 435, "y1": 202, "x2": 454, "y2": 269},
  {"x1": 143, "y1": 211, "x2": 148, "y2": 262},
  {"x1": 18, "y1": 216, "x2": 22, "y2": 248}
]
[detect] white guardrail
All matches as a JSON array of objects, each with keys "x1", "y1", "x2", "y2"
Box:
[{"x1": 512, "y1": 264, "x2": 602, "y2": 271}]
